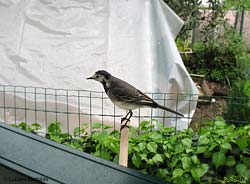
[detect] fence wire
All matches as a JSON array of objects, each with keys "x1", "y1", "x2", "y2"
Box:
[{"x1": 0, "y1": 84, "x2": 249, "y2": 137}]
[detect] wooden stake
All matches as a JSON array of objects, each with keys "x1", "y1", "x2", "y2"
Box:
[{"x1": 119, "y1": 120, "x2": 130, "y2": 167}]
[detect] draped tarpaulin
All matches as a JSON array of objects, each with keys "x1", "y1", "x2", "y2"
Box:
[{"x1": 0, "y1": 0, "x2": 198, "y2": 130}]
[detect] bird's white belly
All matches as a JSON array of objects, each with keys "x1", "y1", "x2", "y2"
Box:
[{"x1": 113, "y1": 101, "x2": 141, "y2": 110}]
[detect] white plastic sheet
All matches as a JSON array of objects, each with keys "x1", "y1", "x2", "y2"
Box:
[{"x1": 0, "y1": 0, "x2": 198, "y2": 130}]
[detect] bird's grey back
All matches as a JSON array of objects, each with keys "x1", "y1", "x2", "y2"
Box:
[{"x1": 107, "y1": 75, "x2": 158, "y2": 108}]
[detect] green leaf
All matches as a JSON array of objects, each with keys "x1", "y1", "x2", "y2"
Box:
[
  {"x1": 172, "y1": 168, "x2": 184, "y2": 179},
  {"x1": 103, "y1": 124, "x2": 113, "y2": 130},
  {"x1": 207, "y1": 143, "x2": 217, "y2": 152},
  {"x1": 243, "y1": 80, "x2": 250, "y2": 97},
  {"x1": 152, "y1": 154, "x2": 164, "y2": 164},
  {"x1": 236, "y1": 137, "x2": 248, "y2": 150},
  {"x1": 73, "y1": 127, "x2": 80, "y2": 137},
  {"x1": 191, "y1": 155, "x2": 200, "y2": 164},
  {"x1": 197, "y1": 135, "x2": 210, "y2": 145},
  {"x1": 191, "y1": 164, "x2": 209, "y2": 182},
  {"x1": 50, "y1": 135, "x2": 62, "y2": 143},
  {"x1": 17, "y1": 122, "x2": 29, "y2": 130},
  {"x1": 241, "y1": 156, "x2": 250, "y2": 168},
  {"x1": 212, "y1": 151, "x2": 226, "y2": 169},
  {"x1": 164, "y1": 152, "x2": 171, "y2": 158},
  {"x1": 170, "y1": 157, "x2": 180, "y2": 168},
  {"x1": 94, "y1": 151, "x2": 111, "y2": 160},
  {"x1": 148, "y1": 132, "x2": 163, "y2": 142},
  {"x1": 132, "y1": 153, "x2": 141, "y2": 169},
  {"x1": 133, "y1": 146, "x2": 140, "y2": 153},
  {"x1": 195, "y1": 146, "x2": 208, "y2": 154},
  {"x1": 236, "y1": 164, "x2": 247, "y2": 177},
  {"x1": 173, "y1": 174, "x2": 192, "y2": 184},
  {"x1": 92, "y1": 131, "x2": 108, "y2": 141},
  {"x1": 139, "y1": 121, "x2": 150, "y2": 130},
  {"x1": 109, "y1": 130, "x2": 119, "y2": 136},
  {"x1": 147, "y1": 142, "x2": 158, "y2": 153},
  {"x1": 156, "y1": 169, "x2": 169, "y2": 179},
  {"x1": 108, "y1": 142, "x2": 119, "y2": 154},
  {"x1": 92, "y1": 122, "x2": 102, "y2": 129},
  {"x1": 59, "y1": 133, "x2": 70, "y2": 139},
  {"x1": 181, "y1": 156, "x2": 192, "y2": 170},
  {"x1": 214, "y1": 120, "x2": 226, "y2": 128},
  {"x1": 71, "y1": 141, "x2": 81, "y2": 148},
  {"x1": 156, "y1": 122, "x2": 164, "y2": 131},
  {"x1": 48, "y1": 122, "x2": 61, "y2": 135},
  {"x1": 140, "y1": 153, "x2": 148, "y2": 161},
  {"x1": 244, "y1": 124, "x2": 250, "y2": 130},
  {"x1": 181, "y1": 138, "x2": 192, "y2": 147},
  {"x1": 216, "y1": 129, "x2": 229, "y2": 136},
  {"x1": 225, "y1": 156, "x2": 236, "y2": 167},
  {"x1": 221, "y1": 142, "x2": 232, "y2": 150},
  {"x1": 163, "y1": 127, "x2": 175, "y2": 133},
  {"x1": 175, "y1": 144, "x2": 185, "y2": 154},
  {"x1": 147, "y1": 159, "x2": 154, "y2": 165},
  {"x1": 138, "y1": 142, "x2": 146, "y2": 151},
  {"x1": 31, "y1": 123, "x2": 41, "y2": 131},
  {"x1": 186, "y1": 148, "x2": 193, "y2": 153}
]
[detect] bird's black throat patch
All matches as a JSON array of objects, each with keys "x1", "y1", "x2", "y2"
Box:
[{"x1": 101, "y1": 80, "x2": 109, "y2": 93}]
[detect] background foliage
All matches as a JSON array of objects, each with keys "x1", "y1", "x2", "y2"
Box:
[
  {"x1": 165, "y1": 0, "x2": 248, "y2": 83},
  {"x1": 184, "y1": 27, "x2": 246, "y2": 83},
  {"x1": 166, "y1": 0, "x2": 250, "y2": 124}
]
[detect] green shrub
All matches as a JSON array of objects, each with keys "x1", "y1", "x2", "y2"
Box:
[
  {"x1": 184, "y1": 28, "x2": 246, "y2": 83},
  {"x1": 245, "y1": 80, "x2": 250, "y2": 97},
  {"x1": 224, "y1": 80, "x2": 250, "y2": 125},
  {"x1": 12, "y1": 117, "x2": 250, "y2": 184},
  {"x1": 237, "y1": 54, "x2": 250, "y2": 80}
]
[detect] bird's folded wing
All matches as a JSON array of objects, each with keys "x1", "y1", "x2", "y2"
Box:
[{"x1": 111, "y1": 87, "x2": 156, "y2": 106}]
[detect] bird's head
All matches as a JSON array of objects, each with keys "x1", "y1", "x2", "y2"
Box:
[{"x1": 87, "y1": 70, "x2": 112, "y2": 83}]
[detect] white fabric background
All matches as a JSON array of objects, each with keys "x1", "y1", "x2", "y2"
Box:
[{"x1": 0, "y1": 0, "x2": 198, "y2": 130}]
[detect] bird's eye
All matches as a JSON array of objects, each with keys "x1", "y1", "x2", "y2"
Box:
[{"x1": 96, "y1": 75, "x2": 99, "y2": 78}]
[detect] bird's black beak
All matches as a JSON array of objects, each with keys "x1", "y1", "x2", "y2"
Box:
[{"x1": 86, "y1": 76, "x2": 94, "y2": 80}]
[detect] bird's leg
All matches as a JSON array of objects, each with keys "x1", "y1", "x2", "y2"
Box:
[
  {"x1": 120, "y1": 110, "x2": 133, "y2": 131},
  {"x1": 121, "y1": 110, "x2": 131, "y2": 122}
]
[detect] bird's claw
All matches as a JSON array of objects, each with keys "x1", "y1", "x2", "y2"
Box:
[
  {"x1": 120, "y1": 117, "x2": 130, "y2": 131},
  {"x1": 121, "y1": 117, "x2": 129, "y2": 123},
  {"x1": 120, "y1": 110, "x2": 133, "y2": 131},
  {"x1": 120, "y1": 124, "x2": 130, "y2": 131}
]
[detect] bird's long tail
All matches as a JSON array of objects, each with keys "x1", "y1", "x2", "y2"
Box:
[{"x1": 157, "y1": 104, "x2": 184, "y2": 117}]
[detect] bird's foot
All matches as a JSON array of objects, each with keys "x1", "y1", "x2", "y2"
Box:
[
  {"x1": 120, "y1": 124, "x2": 130, "y2": 131},
  {"x1": 120, "y1": 110, "x2": 132, "y2": 131},
  {"x1": 121, "y1": 117, "x2": 129, "y2": 123},
  {"x1": 120, "y1": 117, "x2": 130, "y2": 131}
]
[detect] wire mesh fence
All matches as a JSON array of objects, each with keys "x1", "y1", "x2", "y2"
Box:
[{"x1": 0, "y1": 84, "x2": 249, "y2": 137}]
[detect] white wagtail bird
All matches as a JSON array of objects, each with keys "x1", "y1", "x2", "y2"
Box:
[{"x1": 87, "y1": 70, "x2": 184, "y2": 130}]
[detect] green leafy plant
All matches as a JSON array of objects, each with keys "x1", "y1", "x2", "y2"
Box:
[
  {"x1": 12, "y1": 117, "x2": 250, "y2": 183},
  {"x1": 224, "y1": 80, "x2": 250, "y2": 125},
  {"x1": 224, "y1": 0, "x2": 250, "y2": 10},
  {"x1": 168, "y1": 0, "x2": 248, "y2": 85},
  {"x1": 176, "y1": 38, "x2": 192, "y2": 52},
  {"x1": 184, "y1": 27, "x2": 246, "y2": 83},
  {"x1": 11, "y1": 122, "x2": 41, "y2": 133},
  {"x1": 244, "y1": 80, "x2": 250, "y2": 97}
]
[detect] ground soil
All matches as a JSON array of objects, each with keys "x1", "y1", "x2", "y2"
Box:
[{"x1": 190, "y1": 81, "x2": 229, "y2": 131}]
